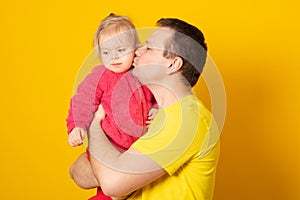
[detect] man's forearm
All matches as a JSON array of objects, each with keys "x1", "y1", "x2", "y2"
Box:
[
  {"x1": 88, "y1": 119, "x2": 130, "y2": 196},
  {"x1": 87, "y1": 115, "x2": 165, "y2": 197},
  {"x1": 88, "y1": 119, "x2": 124, "y2": 173},
  {"x1": 87, "y1": 104, "x2": 125, "y2": 171}
]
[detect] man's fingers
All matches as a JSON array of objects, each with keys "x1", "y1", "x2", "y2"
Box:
[
  {"x1": 148, "y1": 115, "x2": 154, "y2": 120},
  {"x1": 94, "y1": 105, "x2": 106, "y2": 120}
]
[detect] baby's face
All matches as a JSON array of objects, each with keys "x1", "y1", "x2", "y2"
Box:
[{"x1": 99, "y1": 30, "x2": 136, "y2": 73}]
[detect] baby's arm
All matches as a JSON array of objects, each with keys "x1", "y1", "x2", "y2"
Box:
[
  {"x1": 68, "y1": 127, "x2": 86, "y2": 147},
  {"x1": 66, "y1": 66, "x2": 105, "y2": 134}
]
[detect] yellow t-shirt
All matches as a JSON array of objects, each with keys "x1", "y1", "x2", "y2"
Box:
[{"x1": 129, "y1": 95, "x2": 220, "y2": 200}]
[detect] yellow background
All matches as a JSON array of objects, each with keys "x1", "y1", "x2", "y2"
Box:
[{"x1": 1, "y1": 0, "x2": 299, "y2": 199}]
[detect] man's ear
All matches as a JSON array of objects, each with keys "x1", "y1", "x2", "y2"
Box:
[{"x1": 167, "y1": 56, "x2": 183, "y2": 74}]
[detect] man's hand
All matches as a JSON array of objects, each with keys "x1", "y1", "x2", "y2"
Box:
[
  {"x1": 88, "y1": 105, "x2": 107, "y2": 141},
  {"x1": 146, "y1": 107, "x2": 158, "y2": 127},
  {"x1": 94, "y1": 105, "x2": 106, "y2": 121}
]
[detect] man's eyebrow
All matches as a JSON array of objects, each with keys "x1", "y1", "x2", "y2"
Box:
[{"x1": 146, "y1": 41, "x2": 157, "y2": 49}]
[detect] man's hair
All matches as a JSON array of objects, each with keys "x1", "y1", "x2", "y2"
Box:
[
  {"x1": 156, "y1": 18, "x2": 207, "y2": 87},
  {"x1": 94, "y1": 13, "x2": 140, "y2": 57}
]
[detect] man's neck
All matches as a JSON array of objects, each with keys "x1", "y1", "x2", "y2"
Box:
[{"x1": 149, "y1": 79, "x2": 192, "y2": 108}]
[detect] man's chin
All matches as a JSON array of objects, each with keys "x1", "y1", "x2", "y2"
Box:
[
  {"x1": 131, "y1": 68, "x2": 139, "y2": 78},
  {"x1": 131, "y1": 69, "x2": 146, "y2": 84}
]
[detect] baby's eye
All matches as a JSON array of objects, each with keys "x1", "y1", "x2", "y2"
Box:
[
  {"x1": 118, "y1": 48, "x2": 126, "y2": 53},
  {"x1": 102, "y1": 49, "x2": 109, "y2": 55}
]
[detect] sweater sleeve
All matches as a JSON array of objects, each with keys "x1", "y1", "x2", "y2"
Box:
[{"x1": 66, "y1": 66, "x2": 105, "y2": 133}]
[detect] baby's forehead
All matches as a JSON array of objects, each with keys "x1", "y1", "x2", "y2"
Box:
[{"x1": 100, "y1": 29, "x2": 135, "y2": 49}]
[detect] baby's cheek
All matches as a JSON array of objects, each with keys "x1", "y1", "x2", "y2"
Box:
[{"x1": 102, "y1": 56, "x2": 112, "y2": 67}]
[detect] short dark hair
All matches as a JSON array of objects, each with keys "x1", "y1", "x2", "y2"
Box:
[{"x1": 156, "y1": 18, "x2": 207, "y2": 87}]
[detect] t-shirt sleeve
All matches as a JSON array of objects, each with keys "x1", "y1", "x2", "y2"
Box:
[{"x1": 131, "y1": 103, "x2": 209, "y2": 175}]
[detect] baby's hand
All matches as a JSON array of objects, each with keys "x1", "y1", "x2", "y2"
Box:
[
  {"x1": 68, "y1": 127, "x2": 86, "y2": 147},
  {"x1": 146, "y1": 107, "x2": 158, "y2": 127}
]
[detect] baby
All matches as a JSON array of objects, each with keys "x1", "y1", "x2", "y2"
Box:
[{"x1": 66, "y1": 13, "x2": 157, "y2": 152}]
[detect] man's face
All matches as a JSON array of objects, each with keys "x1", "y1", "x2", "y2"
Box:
[{"x1": 132, "y1": 28, "x2": 174, "y2": 85}]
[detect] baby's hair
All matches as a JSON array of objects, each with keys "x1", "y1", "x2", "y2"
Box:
[{"x1": 94, "y1": 13, "x2": 140, "y2": 58}]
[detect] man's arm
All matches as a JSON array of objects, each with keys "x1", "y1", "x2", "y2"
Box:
[{"x1": 88, "y1": 108, "x2": 166, "y2": 198}]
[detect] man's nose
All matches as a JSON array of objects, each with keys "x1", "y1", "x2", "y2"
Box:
[{"x1": 135, "y1": 46, "x2": 145, "y2": 56}]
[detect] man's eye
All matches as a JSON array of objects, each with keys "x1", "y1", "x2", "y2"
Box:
[{"x1": 145, "y1": 45, "x2": 152, "y2": 50}]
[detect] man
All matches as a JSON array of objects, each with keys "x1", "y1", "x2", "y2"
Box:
[{"x1": 70, "y1": 18, "x2": 220, "y2": 200}]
